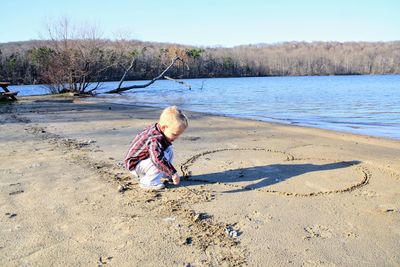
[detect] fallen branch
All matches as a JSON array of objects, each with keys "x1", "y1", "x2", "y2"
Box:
[
  {"x1": 105, "y1": 56, "x2": 189, "y2": 94},
  {"x1": 164, "y1": 76, "x2": 191, "y2": 90},
  {"x1": 117, "y1": 55, "x2": 136, "y2": 90}
]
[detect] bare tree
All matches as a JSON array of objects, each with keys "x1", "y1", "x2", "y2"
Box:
[
  {"x1": 3, "y1": 39, "x2": 400, "y2": 85},
  {"x1": 30, "y1": 17, "x2": 118, "y2": 94}
]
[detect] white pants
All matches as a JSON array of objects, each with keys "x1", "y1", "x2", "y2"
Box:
[{"x1": 131, "y1": 146, "x2": 174, "y2": 186}]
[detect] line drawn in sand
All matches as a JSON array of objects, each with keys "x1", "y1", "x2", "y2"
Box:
[{"x1": 181, "y1": 148, "x2": 371, "y2": 197}]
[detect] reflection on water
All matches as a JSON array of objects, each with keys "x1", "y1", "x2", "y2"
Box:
[{"x1": 9, "y1": 75, "x2": 400, "y2": 139}]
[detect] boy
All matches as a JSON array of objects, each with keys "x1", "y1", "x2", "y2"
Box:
[{"x1": 124, "y1": 106, "x2": 188, "y2": 190}]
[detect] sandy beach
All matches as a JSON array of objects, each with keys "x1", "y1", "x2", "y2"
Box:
[{"x1": 1, "y1": 95, "x2": 399, "y2": 266}]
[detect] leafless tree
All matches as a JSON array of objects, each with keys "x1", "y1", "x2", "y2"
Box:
[
  {"x1": 2, "y1": 37, "x2": 400, "y2": 86},
  {"x1": 29, "y1": 17, "x2": 118, "y2": 94}
]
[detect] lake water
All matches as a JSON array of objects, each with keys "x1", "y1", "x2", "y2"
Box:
[{"x1": 8, "y1": 75, "x2": 400, "y2": 140}]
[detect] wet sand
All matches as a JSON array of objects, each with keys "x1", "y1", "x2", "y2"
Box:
[{"x1": 1, "y1": 95, "x2": 399, "y2": 266}]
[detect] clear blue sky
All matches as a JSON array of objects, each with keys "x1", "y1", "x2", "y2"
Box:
[{"x1": 1, "y1": 0, "x2": 399, "y2": 47}]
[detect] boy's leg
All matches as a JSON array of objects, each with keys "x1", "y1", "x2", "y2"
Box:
[
  {"x1": 135, "y1": 146, "x2": 174, "y2": 187},
  {"x1": 136, "y1": 158, "x2": 164, "y2": 186}
]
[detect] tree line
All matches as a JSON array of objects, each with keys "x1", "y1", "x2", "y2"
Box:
[{"x1": 1, "y1": 39, "x2": 399, "y2": 92}]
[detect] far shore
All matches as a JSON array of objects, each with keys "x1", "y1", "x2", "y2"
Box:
[{"x1": 1, "y1": 95, "x2": 399, "y2": 266}]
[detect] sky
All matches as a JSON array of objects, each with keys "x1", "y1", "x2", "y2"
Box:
[{"x1": 1, "y1": 0, "x2": 399, "y2": 47}]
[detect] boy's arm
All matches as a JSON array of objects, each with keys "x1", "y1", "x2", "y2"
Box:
[{"x1": 148, "y1": 138, "x2": 177, "y2": 177}]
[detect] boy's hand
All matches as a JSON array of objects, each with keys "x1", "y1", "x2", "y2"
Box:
[{"x1": 172, "y1": 173, "x2": 180, "y2": 185}]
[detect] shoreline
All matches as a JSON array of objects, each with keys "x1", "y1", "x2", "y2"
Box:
[
  {"x1": 1, "y1": 95, "x2": 399, "y2": 266},
  {"x1": 87, "y1": 93, "x2": 400, "y2": 141},
  {"x1": 9, "y1": 73, "x2": 400, "y2": 141},
  {"x1": 88, "y1": 95, "x2": 400, "y2": 144}
]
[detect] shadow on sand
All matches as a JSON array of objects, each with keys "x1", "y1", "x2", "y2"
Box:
[{"x1": 185, "y1": 160, "x2": 361, "y2": 193}]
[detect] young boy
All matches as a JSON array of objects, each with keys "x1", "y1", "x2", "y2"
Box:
[{"x1": 124, "y1": 106, "x2": 188, "y2": 190}]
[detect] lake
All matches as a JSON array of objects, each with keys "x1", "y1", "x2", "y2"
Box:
[{"x1": 8, "y1": 75, "x2": 400, "y2": 140}]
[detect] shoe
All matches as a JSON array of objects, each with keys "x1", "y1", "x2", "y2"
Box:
[{"x1": 139, "y1": 183, "x2": 165, "y2": 191}]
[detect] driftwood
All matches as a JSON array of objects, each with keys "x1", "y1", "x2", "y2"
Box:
[
  {"x1": 117, "y1": 55, "x2": 136, "y2": 90},
  {"x1": 164, "y1": 76, "x2": 191, "y2": 90},
  {"x1": 105, "y1": 56, "x2": 189, "y2": 94}
]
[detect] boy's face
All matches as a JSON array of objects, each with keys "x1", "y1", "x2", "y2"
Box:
[{"x1": 160, "y1": 124, "x2": 186, "y2": 143}]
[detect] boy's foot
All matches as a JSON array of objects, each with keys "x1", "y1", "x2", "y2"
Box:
[
  {"x1": 160, "y1": 177, "x2": 172, "y2": 184},
  {"x1": 139, "y1": 183, "x2": 165, "y2": 191}
]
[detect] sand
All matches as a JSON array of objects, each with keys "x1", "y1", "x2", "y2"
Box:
[{"x1": 0, "y1": 95, "x2": 399, "y2": 266}]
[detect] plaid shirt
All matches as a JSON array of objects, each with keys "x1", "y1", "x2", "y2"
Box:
[{"x1": 124, "y1": 123, "x2": 176, "y2": 176}]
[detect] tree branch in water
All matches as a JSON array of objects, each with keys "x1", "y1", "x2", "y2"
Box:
[{"x1": 105, "y1": 56, "x2": 190, "y2": 94}]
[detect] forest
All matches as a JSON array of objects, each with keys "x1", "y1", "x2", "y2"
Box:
[{"x1": 1, "y1": 38, "x2": 399, "y2": 92}]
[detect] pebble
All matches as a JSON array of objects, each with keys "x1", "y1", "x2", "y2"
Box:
[
  {"x1": 30, "y1": 163, "x2": 42, "y2": 168},
  {"x1": 230, "y1": 230, "x2": 238, "y2": 238},
  {"x1": 163, "y1": 217, "x2": 176, "y2": 222},
  {"x1": 379, "y1": 206, "x2": 398, "y2": 213},
  {"x1": 118, "y1": 185, "x2": 126, "y2": 193},
  {"x1": 193, "y1": 213, "x2": 201, "y2": 222},
  {"x1": 224, "y1": 226, "x2": 239, "y2": 238},
  {"x1": 384, "y1": 208, "x2": 396, "y2": 212},
  {"x1": 183, "y1": 237, "x2": 192, "y2": 245},
  {"x1": 5, "y1": 212, "x2": 17, "y2": 218}
]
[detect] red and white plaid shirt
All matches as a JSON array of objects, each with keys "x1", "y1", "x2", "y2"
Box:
[{"x1": 124, "y1": 123, "x2": 177, "y2": 176}]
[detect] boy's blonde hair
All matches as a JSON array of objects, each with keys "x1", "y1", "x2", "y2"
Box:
[{"x1": 159, "y1": 106, "x2": 188, "y2": 129}]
